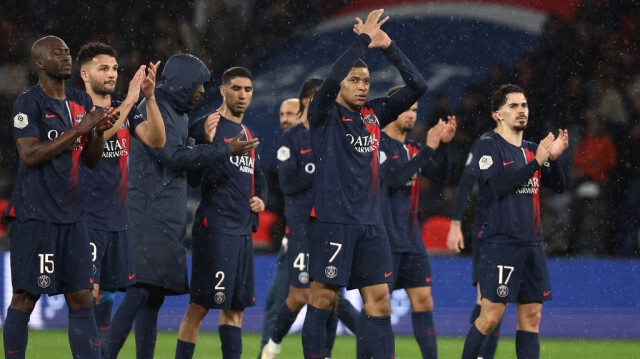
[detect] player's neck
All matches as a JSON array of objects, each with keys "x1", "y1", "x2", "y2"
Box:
[
  {"x1": 87, "y1": 89, "x2": 111, "y2": 107},
  {"x1": 383, "y1": 124, "x2": 406, "y2": 143},
  {"x1": 499, "y1": 126, "x2": 524, "y2": 146},
  {"x1": 218, "y1": 105, "x2": 244, "y2": 124},
  {"x1": 336, "y1": 97, "x2": 360, "y2": 112},
  {"x1": 39, "y1": 77, "x2": 65, "y2": 100}
]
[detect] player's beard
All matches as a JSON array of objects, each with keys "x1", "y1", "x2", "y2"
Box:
[{"x1": 91, "y1": 80, "x2": 116, "y2": 96}]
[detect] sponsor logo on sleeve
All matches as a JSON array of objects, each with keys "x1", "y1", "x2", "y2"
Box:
[
  {"x1": 479, "y1": 155, "x2": 493, "y2": 170},
  {"x1": 14, "y1": 113, "x2": 28, "y2": 129}
]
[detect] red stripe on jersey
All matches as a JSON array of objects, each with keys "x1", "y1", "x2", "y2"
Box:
[
  {"x1": 241, "y1": 125, "x2": 255, "y2": 198},
  {"x1": 68, "y1": 101, "x2": 88, "y2": 200},
  {"x1": 117, "y1": 121, "x2": 130, "y2": 205},
  {"x1": 285, "y1": 226, "x2": 290, "y2": 235},
  {"x1": 360, "y1": 107, "x2": 380, "y2": 198},
  {"x1": 406, "y1": 143, "x2": 421, "y2": 222},
  {"x1": 202, "y1": 216, "x2": 209, "y2": 228},
  {"x1": 523, "y1": 148, "x2": 541, "y2": 233}
]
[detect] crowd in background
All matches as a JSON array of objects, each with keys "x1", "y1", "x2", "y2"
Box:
[{"x1": 0, "y1": 0, "x2": 639, "y2": 257}]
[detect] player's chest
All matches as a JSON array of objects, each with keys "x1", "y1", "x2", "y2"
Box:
[
  {"x1": 337, "y1": 108, "x2": 380, "y2": 155},
  {"x1": 39, "y1": 103, "x2": 85, "y2": 140}
]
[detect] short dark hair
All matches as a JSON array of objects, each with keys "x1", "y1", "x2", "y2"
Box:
[
  {"x1": 221, "y1": 66, "x2": 252, "y2": 85},
  {"x1": 77, "y1": 42, "x2": 117, "y2": 67},
  {"x1": 353, "y1": 58, "x2": 368, "y2": 69},
  {"x1": 490, "y1": 84, "x2": 526, "y2": 112},
  {"x1": 386, "y1": 85, "x2": 403, "y2": 97},
  {"x1": 298, "y1": 77, "x2": 323, "y2": 116}
]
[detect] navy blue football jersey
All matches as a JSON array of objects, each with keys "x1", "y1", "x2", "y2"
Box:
[
  {"x1": 276, "y1": 123, "x2": 314, "y2": 232},
  {"x1": 192, "y1": 116, "x2": 266, "y2": 235},
  {"x1": 84, "y1": 100, "x2": 144, "y2": 231},
  {"x1": 379, "y1": 132, "x2": 449, "y2": 253},
  {"x1": 308, "y1": 35, "x2": 427, "y2": 225},
  {"x1": 9, "y1": 85, "x2": 94, "y2": 223},
  {"x1": 451, "y1": 130, "x2": 499, "y2": 236},
  {"x1": 475, "y1": 134, "x2": 565, "y2": 244}
]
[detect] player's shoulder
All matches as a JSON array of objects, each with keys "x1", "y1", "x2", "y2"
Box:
[
  {"x1": 66, "y1": 87, "x2": 91, "y2": 103},
  {"x1": 13, "y1": 85, "x2": 42, "y2": 105},
  {"x1": 522, "y1": 139, "x2": 537, "y2": 150}
]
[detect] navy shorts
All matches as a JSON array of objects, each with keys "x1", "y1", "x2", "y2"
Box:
[
  {"x1": 287, "y1": 229, "x2": 310, "y2": 289},
  {"x1": 9, "y1": 219, "x2": 93, "y2": 295},
  {"x1": 478, "y1": 241, "x2": 552, "y2": 303},
  {"x1": 89, "y1": 229, "x2": 136, "y2": 291},
  {"x1": 390, "y1": 247, "x2": 432, "y2": 291},
  {"x1": 190, "y1": 224, "x2": 255, "y2": 310},
  {"x1": 307, "y1": 219, "x2": 392, "y2": 290}
]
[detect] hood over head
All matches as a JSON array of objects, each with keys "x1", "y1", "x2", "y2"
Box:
[{"x1": 156, "y1": 53, "x2": 210, "y2": 114}]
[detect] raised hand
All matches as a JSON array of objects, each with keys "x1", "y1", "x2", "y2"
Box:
[
  {"x1": 204, "y1": 112, "x2": 220, "y2": 143},
  {"x1": 447, "y1": 220, "x2": 465, "y2": 253},
  {"x1": 352, "y1": 9, "x2": 391, "y2": 49},
  {"x1": 123, "y1": 65, "x2": 145, "y2": 106},
  {"x1": 440, "y1": 115, "x2": 458, "y2": 143},
  {"x1": 141, "y1": 61, "x2": 161, "y2": 99},
  {"x1": 426, "y1": 119, "x2": 445, "y2": 150},
  {"x1": 535, "y1": 132, "x2": 554, "y2": 166},
  {"x1": 227, "y1": 130, "x2": 260, "y2": 156},
  {"x1": 548, "y1": 129, "x2": 569, "y2": 161}
]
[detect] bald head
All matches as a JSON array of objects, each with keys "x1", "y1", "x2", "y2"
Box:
[
  {"x1": 279, "y1": 98, "x2": 300, "y2": 131},
  {"x1": 31, "y1": 36, "x2": 72, "y2": 81}
]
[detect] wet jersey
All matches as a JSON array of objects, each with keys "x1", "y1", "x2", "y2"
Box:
[
  {"x1": 192, "y1": 116, "x2": 266, "y2": 236},
  {"x1": 379, "y1": 132, "x2": 449, "y2": 253},
  {"x1": 476, "y1": 134, "x2": 565, "y2": 244},
  {"x1": 308, "y1": 34, "x2": 427, "y2": 225},
  {"x1": 9, "y1": 85, "x2": 93, "y2": 223},
  {"x1": 277, "y1": 123, "x2": 314, "y2": 232},
  {"x1": 84, "y1": 100, "x2": 144, "y2": 231},
  {"x1": 451, "y1": 130, "x2": 499, "y2": 237}
]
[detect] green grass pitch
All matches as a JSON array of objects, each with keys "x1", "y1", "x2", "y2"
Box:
[{"x1": 2, "y1": 330, "x2": 639, "y2": 358}]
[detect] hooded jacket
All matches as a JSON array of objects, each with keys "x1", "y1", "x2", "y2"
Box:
[{"x1": 127, "y1": 54, "x2": 230, "y2": 294}]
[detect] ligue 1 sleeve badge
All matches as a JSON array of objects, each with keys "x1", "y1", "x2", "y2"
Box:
[{"x1": 14, "y1": 112, "x2": 28, "y2": 129}]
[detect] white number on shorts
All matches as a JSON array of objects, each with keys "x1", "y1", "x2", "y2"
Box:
[
  {"x1": 215, "y1": 271, "x2": 225, "y2": 290},
  {"x1": 90, "y1": 242, "x2": 97, "y2": 262},
  {"x1": 497, "y1": 265, "x2": 515, "y2": 285},
  {"x1": 328, "y1": 242, "x2": 342, "y2": 263},
  {"x1": 293, "y1": 252, "x2": 308, "y2": 271},
  {"x1": 38, "y1": 253, "x2": 54, "y2": 274}
]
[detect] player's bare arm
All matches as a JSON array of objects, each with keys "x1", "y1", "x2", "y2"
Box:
[
  {"x1": 353, "y1": 9, "x2": 391, "y2": 49},
  {"x1": 15, "y1": 107, "x2": 114, "y2": 167},
  {"x1": 83, "y1": 107, "x2": 119, "y2": 168},
  {"x1": 204, "y1": 112, "x2": 221, "y2": 143},
  {"x1": 226, "y1": 130, "x2": 260, "y2": 156},
  {"x1": 136, "y1": 61, "x2": 166, "y2": 148},
  {"x1": 249, "y1": 196, "x2": 265, "y2": 213},
  {"x1": 447, "y1": 220, "x2": 465, "y2": 253}
]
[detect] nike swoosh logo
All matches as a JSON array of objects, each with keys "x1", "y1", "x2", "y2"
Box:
[
  {"x1": 223, "y1": 137, "x2": 233, "y2": 143},
  {"x1": 392, "y1": 155, "x2": 399, "y2": 159},
  {"x1": 384, "y1": 272, "x2": 393, "y2": 278},
  {"x1": 7, "y1": 350, "x2": 22, "y2": 354},
  {"x1": 426, "y1": 277, "x2": 432, "y2": 283},
  {"x1": 300, "y1": 148, "x2": 312, "y2": 155},
  {"x1": 45, "y1": 113, "x2": 56, "y2": 118},
  {"x1": 129, "y1": 273, "x2": 136, "y2": 280},
  {"x1": 341, "y1": 116, "x2": 352, "y2": 122},
  {"x1": 543, "y1": 290, "x2": 551, "y2": 297},
  {"x1": 89, "y1": 278, "x2": 94, "y2": 284},
  {"x1": 503, "y1": 161, "x2": 515, "y2": 166}
]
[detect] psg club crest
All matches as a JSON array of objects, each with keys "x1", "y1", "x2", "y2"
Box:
[
  {"x1": 325, "y1": 265, "x2": 338, "y2": 279},
  {"x1": 361, "y1": 113, "x2": 377, "y2": 126},
  {"x1": 214, "y1": 291, "x2": 226, "y2": 304},
  {"x1": 299, "y1": 271, "x2": 309, "y2": 284},
  {"x1": 38, "y1": 275, "x2": 51, "y2": 289},
  {"x1": 75, "y1": 113, "x2": 84, "y2": 125},
  {"x1": 497, "y1": 284, "x2": 509, "y2": 298}
]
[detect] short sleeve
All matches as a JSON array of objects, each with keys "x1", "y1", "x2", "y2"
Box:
[{"x1": 12, "y1": 93, "x2": 41, "y2": 140}]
